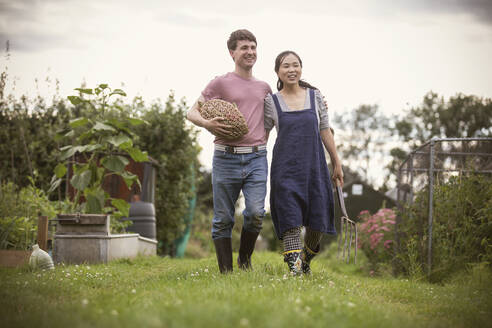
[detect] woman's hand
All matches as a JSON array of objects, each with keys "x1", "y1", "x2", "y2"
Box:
[{"x1": 332, "y1": 163, "x2": 344, "y2": 187}]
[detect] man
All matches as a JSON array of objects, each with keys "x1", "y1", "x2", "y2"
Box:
[{"x1": 186, "y1": 29, "x2": 272, "y2": 273}]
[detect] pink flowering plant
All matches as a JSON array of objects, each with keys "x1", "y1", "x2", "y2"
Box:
[{"x1": 357, "y1": 208, "x2": 396, "y2": 271}]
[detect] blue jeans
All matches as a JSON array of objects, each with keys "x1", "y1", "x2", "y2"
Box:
[{"x1": 211, "y1": 149, "x2": 268, "y2": 239}]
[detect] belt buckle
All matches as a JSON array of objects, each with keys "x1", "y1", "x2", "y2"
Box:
[
  {"x1": 225, "y1": 146, "x2": 235, "y2": 154},
  {"x1": 252, "y1": 146, "x2": 258, "y2": 152}
]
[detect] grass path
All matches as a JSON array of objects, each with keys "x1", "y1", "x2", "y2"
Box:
[{"x1": 1, "y1": 251, "x2": 491, "y2": 328}]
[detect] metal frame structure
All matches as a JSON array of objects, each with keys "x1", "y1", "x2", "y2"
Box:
[{"x1": 396, "y1": 137, "x2": 492, "y2": 275}]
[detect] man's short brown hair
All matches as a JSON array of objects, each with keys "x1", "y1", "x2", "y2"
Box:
[{"x1": 227, "y1": 29, "x2": 257, "y2": 51}]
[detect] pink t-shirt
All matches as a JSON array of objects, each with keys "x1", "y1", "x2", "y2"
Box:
[{"x1": 201, "y1": 72, "x2": 272, "y2": 146}]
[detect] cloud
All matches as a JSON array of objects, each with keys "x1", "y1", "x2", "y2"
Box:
[
  {"x1": 384, "y1": 0, "x2": 492, "y2": 25},
  {"x1": 159, "y1": 11, "x2": 227, "y2": 29},
  {"x1": 1, "y1": 0, "x2": 491, "y2": 55}
]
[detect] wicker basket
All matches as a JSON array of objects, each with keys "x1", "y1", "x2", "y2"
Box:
[{"x1": 198, "y1": 99, "x2": 249, "y2": 140}]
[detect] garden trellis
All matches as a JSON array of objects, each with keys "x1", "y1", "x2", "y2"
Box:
[{"x1": 395, "y1": 137, "x2": 492, "y2": 275}]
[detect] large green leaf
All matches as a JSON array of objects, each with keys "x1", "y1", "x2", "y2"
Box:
[
  {"x1": 93, "y1": 122, "x2": 116, "y2": 132},
  {"x1": 71, "y1": 170, "x2": 92, "y2": 191},
  {"x1": 55, "y1": 128, "x2": 71, "y2": 142},
  {"x1": 54, "y1": 163, "x2": 67, "y2": 178},
  {"x1": 69, "y1": 117, "x2": 89, "y2": 128},
  {"x1": 109, "y1": 89, "x2": 127, "y2": 97},
  {"x1": 120, "y1": 171, "x2": 139, "y2": 189},
  {"x1": 127, "y1": 118, "x2": 147, "y2": 126},
  {"x1": 107, "y1": 134, "x2": 132, "y2": 147},
  {"x1": 84, "y1": 188, "x2": 105, "y2": 214},
  {"x1": 105, "y1": 119, "x2": 134, "y2": 136},
  {"x1": 101, "y1": 155, "x2": 129, "y2": 172},
  {"x1": 126, "y1": 147, "x2": 148, "y2": 162},
  {"x1": 74, "y1": 88, "x2": 93, "y2": 95},
  {"x1": 60, "y1": 146, "x2": 78, "y2": 160},
  {"x1": 60, "y1": 145, "x2": 93, "y2": 160},
  {"x1": 67, "y1": 96, "x2": 82, "y2": 105},
  {"x1": 111, "y1": 198, "x2": 130, "y2": 218}
]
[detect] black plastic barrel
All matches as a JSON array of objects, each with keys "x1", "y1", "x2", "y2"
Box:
[{"x1": 125, "y1": 201, "x2": 156, "y2": 239}]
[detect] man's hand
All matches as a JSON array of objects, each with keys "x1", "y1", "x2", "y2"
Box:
[{"x1": 203, "y1": 117, "x2": 234, "y2": 138}]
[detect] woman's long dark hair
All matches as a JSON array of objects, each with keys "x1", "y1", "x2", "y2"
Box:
[{"x1": 274, "y1": 50, "x2": 318, "y2": 91}]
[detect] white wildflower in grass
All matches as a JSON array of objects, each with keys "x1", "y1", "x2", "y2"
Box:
[
  {"x1": 111, "y1": 310, "x2": 118, "y2": 316},
  {"x1": 328, "y1": 281, "x2": 335, "y2": 287},
  {"x1": 131, "y1": 289, "x2": 136, "y2": 294},
  {"x1": 204, "y1": 268, "x2": 209, "y2": 273},
  {"x1": 75, "y1": 265, "x2": 79, "y2": 268},
  {"x1": 347, "y1": 302, "x2": 356, "y2": 308},
  {"x1": 305, "y1": 306, "x2": 311, "y2": 313},
  {"x1": 81, "y1": 299, "x2": 89, "y2": 306},
  {"x1": 258, "y1": 285, "x2": 263, "y2": 288},
  {"x1": 295, "y1": 298, "x2": 301, "y2": 304},
  {"x1": 239, "y1": 318, "x2": 249, "y2": 326}
]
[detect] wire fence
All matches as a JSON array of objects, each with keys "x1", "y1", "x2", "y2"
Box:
[{"x1": 395, "y1": 137, "x2": 492, "y2": 275}]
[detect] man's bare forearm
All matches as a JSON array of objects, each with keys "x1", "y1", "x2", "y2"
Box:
[{"x1": 186, "y1": 96, "x2": 209, "y2": 129}]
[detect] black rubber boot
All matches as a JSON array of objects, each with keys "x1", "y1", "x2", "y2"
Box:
[
  {"x1": 283, "y1": 251, "x2": 302, "y2": 276},
  {"x1": 301, "y1": 245, "x2": 319, "y2": 274},
  {"x1": 213, "y1": 238, "x2": 233, "y2": 274},
  {"x1": 237, "y1": 229, "x2": 259, "y2": 270}
]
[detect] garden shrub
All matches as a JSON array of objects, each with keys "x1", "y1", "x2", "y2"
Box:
[
  {"x1": 131, "y1": 94, "x2": 200, "y2": 256},
  {"x1": 396, "y1": 174, "x2": 492, "y2": 282},
  {"x1": 357, "y1": 208, "x2": 396, "y2": 274},
  {"x1": 0, "y1": 180, "x2": 59, "y2": 249}
]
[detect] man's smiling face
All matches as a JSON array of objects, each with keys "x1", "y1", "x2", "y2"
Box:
[{"x1": 230, "y1": 40, "x2": 257, "y2": 70}]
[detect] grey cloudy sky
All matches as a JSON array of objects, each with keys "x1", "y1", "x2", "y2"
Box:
[{"x1": 1, "y1": 0, "x2": 491, "y2": 183}]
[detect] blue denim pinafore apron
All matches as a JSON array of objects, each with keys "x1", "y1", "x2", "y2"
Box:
[{"x1": 270, "y1": 88, "x2": 336, "y2": 239}]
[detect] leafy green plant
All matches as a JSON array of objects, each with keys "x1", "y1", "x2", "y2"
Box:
[
  {"x1": 396, "y1": 174, "x2": 492, "y2": 282},
  {"x1": 0, "y1": 180, "x2": 59, "y2": 250},
  {"x1": 50, "y1": 84, "x2": 148, "y2": 222},
  {"x1": 132, "y1": 93, "x2": 200, "y2": 254}
]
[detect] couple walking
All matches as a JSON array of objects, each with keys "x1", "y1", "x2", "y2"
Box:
[{"x1": 187, "y1": 29, "x2": 344, "y2": 275}]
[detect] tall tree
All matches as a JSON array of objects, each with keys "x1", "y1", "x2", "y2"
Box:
[
  {"x1": 388, "y1": 91, "x2": 492, "y2": 179},
  {"x1": 333, "y1": 104, "x2": 390, "y2": 184}
]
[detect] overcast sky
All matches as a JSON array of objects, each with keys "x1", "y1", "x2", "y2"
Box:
[{"x1": 1, "y1": 0, "x2": 492, "y2": 181}]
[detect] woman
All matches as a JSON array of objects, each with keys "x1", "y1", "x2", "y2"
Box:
[{"x1": 264, "y1": 50, "x2": 344, "y2": 275}]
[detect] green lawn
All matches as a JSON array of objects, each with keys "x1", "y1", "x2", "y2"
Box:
[{"x1": 1, "y1": 251, "x2": 491, "y2": 328}]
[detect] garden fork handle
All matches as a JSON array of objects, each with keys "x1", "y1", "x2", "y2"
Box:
[{"x1": 336, "y1": 185, "x2": 349, "y2": 219}]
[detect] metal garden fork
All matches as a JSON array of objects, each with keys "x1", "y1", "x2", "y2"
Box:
[{"x1": 336, "y1": 185, "x2": 357, "y2": 264}]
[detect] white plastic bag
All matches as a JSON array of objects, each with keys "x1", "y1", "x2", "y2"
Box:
[{"x1": 29, "y1": 244, "x2": 54, "y2": 270}]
